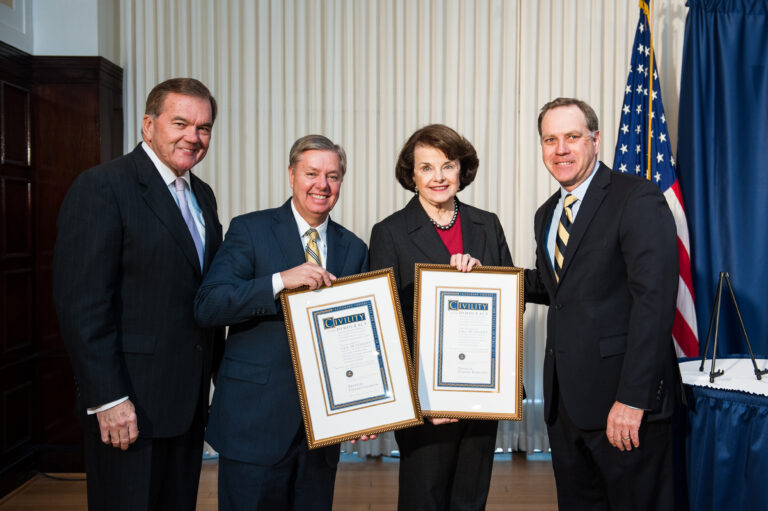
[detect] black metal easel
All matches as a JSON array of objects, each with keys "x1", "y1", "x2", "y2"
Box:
[{"x1": 699, "y1": 271, "x2": 768, "y2": 382}]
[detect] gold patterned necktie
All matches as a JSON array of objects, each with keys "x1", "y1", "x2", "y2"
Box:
[
  {"x1": 305, "y1": 228, "x2": 322, "y2": 266},
  {"x1": 554, "y1": 194, "x2": 578, "y2": 283}
]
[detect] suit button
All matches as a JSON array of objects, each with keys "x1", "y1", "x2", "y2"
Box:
[
  {"x1": 196, "y1": 344, "x2": 203, "y2": 351},
  {"x1": 547, "y1": 349, "x2": 554, "y2": 356},
  {"x1": 554, "y1": 303, "x2": 562, "y2": 310}
]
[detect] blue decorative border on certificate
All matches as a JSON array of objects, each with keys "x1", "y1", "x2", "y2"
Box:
[
  {"x1": 311, "y1": 300, "x2": 391, "y2": 411},
  {"x1": 436, "y1": 291, "x2": 497, "y2": 389}
]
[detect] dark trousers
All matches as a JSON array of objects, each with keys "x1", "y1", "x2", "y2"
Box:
[
  {"x1": 395, "y1": 419, "x2": 498, "y2": 511},
  {"x1": 547, "y1": 391, "x2": 674, "y2": 511},
  {"x1": 82, "y1": 405, "x2": 204, "y2": 511},
  {"x1": 217, "y1": 425, "x2": 338, "y2": 511}
]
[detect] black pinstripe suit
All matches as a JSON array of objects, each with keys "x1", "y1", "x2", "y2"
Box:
[{"x1": 53, "y1": 143, "x2": 224, "y2": 509}]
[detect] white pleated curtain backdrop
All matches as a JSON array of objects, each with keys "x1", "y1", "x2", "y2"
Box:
[{"x1": 121, "y1": 0, "x2": 686, "y2": 454}]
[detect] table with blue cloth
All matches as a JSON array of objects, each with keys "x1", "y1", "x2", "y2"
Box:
[{"x1": 677, "y1": 357, "x2": 768, "y2": 511}]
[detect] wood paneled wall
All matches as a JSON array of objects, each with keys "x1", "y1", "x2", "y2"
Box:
[{"x1": 0, "y1": 41, "x2": 123, "y2": 498}]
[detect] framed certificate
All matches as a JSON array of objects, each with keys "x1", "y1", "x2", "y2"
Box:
[
  {"x1": 281, "y1": 268, "x2": 422, "y2": 449},
  {"x1": 413, "y1": 263, "x2": 524, "y2": 420}
]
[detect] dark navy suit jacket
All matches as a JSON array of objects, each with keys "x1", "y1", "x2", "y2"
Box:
[{"x1": 195, "y1": 199, "x2": 369, "y2": 466}]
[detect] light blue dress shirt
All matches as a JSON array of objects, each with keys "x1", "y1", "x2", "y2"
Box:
[
  {"x1": 141, "y1": 141, "x2": 206, "y2": 247},
  {"x1": 545, "y1": 160, "x2": 600, "y2": 269}
]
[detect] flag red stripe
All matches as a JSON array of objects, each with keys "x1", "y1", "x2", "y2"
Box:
[
  {"x1": 673, "y1": 308, "x2": 699, "y2": 356},
  {"x1": 677, "y1": 237, "x2": 694, "y2": 299},
  {"x1": 670, "y1": 179, "x2": 685, "y2": 208},
  {"x1": 668, "y1": 180, "x2": 698, "y2": 355}
]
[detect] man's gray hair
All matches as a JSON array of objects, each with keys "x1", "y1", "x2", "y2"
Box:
[{"x1": 288, "y1": 135, "x2": 347, "y2": 175}]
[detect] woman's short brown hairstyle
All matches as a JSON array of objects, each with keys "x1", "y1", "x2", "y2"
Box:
[{"x1": 395, "y1": 124, "x2": 479, "y2": 192}]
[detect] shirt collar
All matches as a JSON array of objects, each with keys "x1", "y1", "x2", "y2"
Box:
[
  {"x1": 142, "y1": 141, "x2": 192, "y2": 188},
  {"x1": 560, "y1": 159, "x2": 600, "y2": 203},
  {"x1": 290, "y1": 199, "x2": 329, "y2": 239}
]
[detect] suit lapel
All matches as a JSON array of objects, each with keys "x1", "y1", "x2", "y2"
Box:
[
  {"x1": 134, "y1": 145, "x2": 202, "y2": 276},
  {"x1": 459, "y1": 201, "x2": 487, "y2": 257},
  {"x1": 404, "y1": 196, "x2": 452, "y2": 262},
  {"x1": 538, "y1": 192, "x2": 559, "y2": 294},
  {"x1": 558, "y1": 163, "x2": 611, "y2": 282},
  {"x1": 271, "y1": 199, "x2": 306, "y2": 270},
  {"x1": 326, "y1": 221, "x2": 349, "y2": 276}
]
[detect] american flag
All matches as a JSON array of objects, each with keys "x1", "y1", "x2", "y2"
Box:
[{"x1": 613, "y1": 1, "x2": 699, "y2": 357}]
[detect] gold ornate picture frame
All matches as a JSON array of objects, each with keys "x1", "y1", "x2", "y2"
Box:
[
  {"x1": 413, "y1": 264, "x2": 524, "y2": 420},
  {"x1": 281, "y1": 268, "x2": 422, "y2": 449}
]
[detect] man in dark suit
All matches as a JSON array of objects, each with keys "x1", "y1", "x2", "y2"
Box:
[
  {"x1": 194, "y1": 134, "x2": 369, "y2": 511},
  {"x1": 53, "y1": 78, "x2": 223, "y2": 510},
  {"x1": 525, "y1": 97, "x2": 681, "y2": 510}
]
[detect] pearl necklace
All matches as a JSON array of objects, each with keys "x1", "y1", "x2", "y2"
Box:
[{"x1": 429, "y1": 198, "x2": 459, "y2": 231}]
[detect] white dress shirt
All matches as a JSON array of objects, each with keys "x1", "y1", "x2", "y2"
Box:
[{"x1": 271, "y1": 201, "x2": 330, "y2": 297}]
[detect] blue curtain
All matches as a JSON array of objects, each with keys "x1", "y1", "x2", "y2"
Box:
[
  {"x1": 677, "y1": 0, "x2": 768, "y2": 356},
  {"x1": 683, "y1": 384, "x2": 768, "y2": 511}
]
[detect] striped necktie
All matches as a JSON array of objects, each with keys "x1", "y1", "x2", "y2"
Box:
[
  {"x1": 554, "y1": 194, "x2": 577, "y2": 283},
  {"x1": 305, "y1": 228, "x2": 322, "y2": 266}
]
